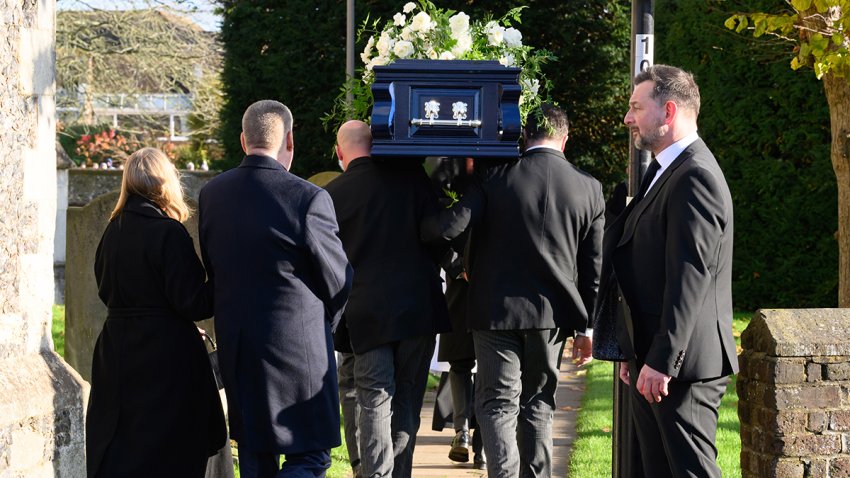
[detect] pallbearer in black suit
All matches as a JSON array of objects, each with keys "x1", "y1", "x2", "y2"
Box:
[
  {"x1": 422, "y1": 104, "x2": 604, "y2": 478},
  {"x1": 199, "y1": 100, "x2": 353, "y2": 478},
  {"x1": 324, "y1": 120, "x2": 450, "y2": 478},
  {"x1": 613, "y1": 65, "x2": 738, "y2": 477}
]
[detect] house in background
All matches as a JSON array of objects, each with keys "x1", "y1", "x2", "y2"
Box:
[{"x1": 56, "y1": 8, "x2": 222, "y2": 142}]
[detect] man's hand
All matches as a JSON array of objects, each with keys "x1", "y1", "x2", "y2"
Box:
[
  {"x1": 635, "y1": 364, "x2": 671, "y2": 403},
  {"x1": 619, "y1": 362, "x2": 630, "y2": 385},
  {"x1": 572, "y1": 335, "x2": 593, "y2": 367}
]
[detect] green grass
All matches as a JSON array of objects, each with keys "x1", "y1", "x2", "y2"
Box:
[
  {"x1": 52, "y1": 305, "x2": 65, "y2": 357},
  {"x1": 569, "y1": 312, "x2": 752, "y2": 478}
]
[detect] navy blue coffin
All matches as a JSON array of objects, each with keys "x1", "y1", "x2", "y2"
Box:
[{"x1": 370, "y1": 60, "x2": 522, "y2": 161}]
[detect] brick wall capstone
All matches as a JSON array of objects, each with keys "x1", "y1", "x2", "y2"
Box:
[{"x1": 739, "y1": 309, "x2": 850, "y2": 478}]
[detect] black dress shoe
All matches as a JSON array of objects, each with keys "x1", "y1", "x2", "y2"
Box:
[
  {"x1": 472, "y1": 429, "x2": 486, "y2": 469},
  {"x1": 449, "y1": 430, "x2": 471, "y2": 463}
]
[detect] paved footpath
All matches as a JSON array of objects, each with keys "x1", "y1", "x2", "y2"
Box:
[{"x1": 408, "y1": 348, "x2": 587, "y2": 477}]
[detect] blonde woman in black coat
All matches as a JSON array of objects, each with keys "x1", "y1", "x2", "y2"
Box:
[{"x1": 86, "y1": 147, "x2": 226, "y2": 477}]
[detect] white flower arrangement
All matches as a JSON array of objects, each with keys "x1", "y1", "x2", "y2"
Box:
[{"x1": 325, "y1": 1, "x2": 556, "y2": 130}]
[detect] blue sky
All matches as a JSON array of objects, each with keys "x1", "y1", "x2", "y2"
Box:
[{"x1": 57, "y1": 0, "x2": 220, "y2": 31}]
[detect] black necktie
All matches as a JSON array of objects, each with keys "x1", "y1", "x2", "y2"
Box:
[{"x1": 633, "y1": 159, "x2": 661, "y2": 203}]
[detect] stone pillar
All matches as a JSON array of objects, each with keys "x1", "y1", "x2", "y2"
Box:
[
  {"x1": 738, "y1": 309, "x2": 850, "y2": 478},
  {"x1": 0, "y1": 0, "x2": 88, "y2": 476}
]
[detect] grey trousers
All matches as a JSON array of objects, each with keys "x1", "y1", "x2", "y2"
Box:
[
  {"x1": 473, "y1": 329, "x2": 566, "y2": 478},
  {"x1": 337, "y1": 352, "x2": 360, "y2": 471},
  {"x1": 355, "y1": 335, "x2": 436, "y2": 478}
]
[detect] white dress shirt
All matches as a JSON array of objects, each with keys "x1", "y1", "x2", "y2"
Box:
[{"x1": 644, "y1": 131, "x2": 700, "y2": 196}]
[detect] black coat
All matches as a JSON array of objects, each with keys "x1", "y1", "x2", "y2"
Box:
[
  {"x1": 422, "y1": 148, "x2": 605, "y2": 332},
  {"x1": 87, "y1": 194, "x2": 226, "y2": 478},
  {"x1": 199, "y1": 155, "x2": 352, "y2": 454},
  {"x1": 437, "y1": 247, "x2": 474, "y2": 362},
  {"x1": 324, "y1": 157, "x2": 450, "y2": 354},
  {"x1": 612, "y1": 139, "x2": 738, "y2": 380}
]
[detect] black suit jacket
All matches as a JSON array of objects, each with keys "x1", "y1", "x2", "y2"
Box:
[
  {"x1": 199, "y1": 155, "x2": 353, "y2": 453},
  {"x1": 422, "y1": 148, "x2": 605, "y2": 332},
  {"x1": 324, "y1": 157, "x2": 450, "y2": 354},
  {"x1": 612, "y1": 139, "x2": 738, "y2": 380}
]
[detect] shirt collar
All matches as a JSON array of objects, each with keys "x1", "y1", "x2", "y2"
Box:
[
  {"x1": 524, "y1": 145, "x2": 562, "y2": 154},
  {"x1": 655, "y1": 131, "x2": 700, "y2": 169}
]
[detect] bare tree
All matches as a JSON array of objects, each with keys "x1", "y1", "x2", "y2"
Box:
[{"x1": 56, "y1": 0, "x2": 222, "y2": 145}]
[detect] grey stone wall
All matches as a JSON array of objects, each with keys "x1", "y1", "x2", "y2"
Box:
[
  {"x1": 739, "y1": 309, "x2": 850, "y2": 478},
  {"x1": 68, "y1": 168, "x2": 217, "y2": 207},
  {"x1": 0, "y1": 0, "x2": 87, "y2": 476}
]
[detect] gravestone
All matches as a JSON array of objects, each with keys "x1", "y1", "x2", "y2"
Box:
[{"x1": 65, "y1": 192, "x2": 214, "y2": 382}]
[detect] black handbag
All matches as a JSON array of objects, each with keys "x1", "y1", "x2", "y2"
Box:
[
  {"x1": 591, "y1": 271, "x2": 626, "y2": 362},
  {"x1": 200, "y1": 330, "x2": 225, "y2": 390}
]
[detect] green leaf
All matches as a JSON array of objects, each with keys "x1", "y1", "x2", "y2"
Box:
[
  {"x1": 813, "y1": 60, "x2": 826, "y2": 78},
  {"x1": 834, "y1": 33, "x2": 845, "y2": 46},
  {"x1": 791, "y1": 0, "x2": 813, "y2": 10},
  {"x1": 724, "y1": 16, "x2": 737, "y2": 31},
  {"x1": 735, "y1": 16, "x2": 749, "y2": 33},
  {"x1": 754, "y1": 19, "x2": 768, "y2": 37},
  {"x1": 810, "y1": 33, "x2": 830, "y2": 56},
  {"x1": 813, "y1": 0, "x2": 830, "y2": 11},
  {"x1": 791, "y1": 56, "x2": 802, "y2": 70}
]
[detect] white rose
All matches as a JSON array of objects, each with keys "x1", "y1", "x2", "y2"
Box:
[
  {"x1": 393, "y1": 40, "x2": 415, "y2": 59},
  {"x1": 376, "y1": 31, "x2": 394, "y2": 57},
  {"x1": 427, "y1": 48, "x2": 439, "y2": 59},
  {"x1": 393, "y1": 12, "x2": 406, "y2": 27},
  {"x1": 499, "y1": 53, "x2": 515, "y2": 66},
  {"x1": 367, "y1": 55, "x2": 389, "y2": 70},
  {"x1": 410, "y1": 11, "x2": 433, "y2": 32},
  {"x1": 400, "y1": 26, "x2": 415, "y2": 41},
  {"x1": 452, "y1": 33, "x2": 472, "y2": 57},
  {"x1": 403, "y1": 2, "x2": 416, "y2": 13},
  {"x1": 503, "y1": 27, "x2": 523, "y2": 48},
  {"x1": 449, "y1": 12, "x2": 470, "y2": 36},
  {"x1": 485, "y1": 21, "x2": 505, "y2": 46},
  {"x1": 361, "y1": 36, "x2": 375, "y2": 64},
  {"x1": 522, "y1": 78, "x2": 540, "y2": 96},
  {"x1": 439, "y1": 51, "x2": 456, "y2": 60}
]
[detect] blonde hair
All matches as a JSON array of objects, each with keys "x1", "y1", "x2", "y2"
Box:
[
  {"x1": 110, "y1": 147, "x2": 191, "y2": 222},
  {"x1": 242, "y1": 100, "x2": 293, "y2": 151}
]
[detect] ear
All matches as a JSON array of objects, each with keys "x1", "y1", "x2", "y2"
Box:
[
  {"x1": 664, "y1": 101, "x2": 678, "y2": 125},
  {"x1": 560, "y1": 133, "x2": 568, "y2": 151},
  {"x1": 240, "y1": 132, "x2": 248, "y2": 153},
  {"x1": 335, "y1": 144, "x2": 343, "y2": 162},
  {"x1": 285, "y1": 131, "x2": 294, "y2": 152}
]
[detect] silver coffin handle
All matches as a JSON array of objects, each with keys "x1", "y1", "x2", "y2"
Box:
[{"x1": 410, "y1": 118, "x2": 482, "y2": 127}]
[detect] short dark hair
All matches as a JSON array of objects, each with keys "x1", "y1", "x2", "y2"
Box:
[
  {"x1": 634, "y1": 64, "x2": 700, "y2": 117},
  {"x1": 524, "y1": 103, "x2": 569, "y2": 142}
]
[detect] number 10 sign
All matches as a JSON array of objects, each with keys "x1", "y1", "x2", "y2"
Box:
[{"x1": 635, "y1": 34, "x2": 654, "y2": 77}]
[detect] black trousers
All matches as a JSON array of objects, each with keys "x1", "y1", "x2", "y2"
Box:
[{"x1": 628, "y1": 361, "x2": 729, "y2": 478}]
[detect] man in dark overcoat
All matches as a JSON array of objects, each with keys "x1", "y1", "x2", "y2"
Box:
[
  {"x1": 421, "y1": 104, "x2": 603, "y2": 478},
  {"x1": 612, "y1": 64, "x2": 738, "y2": 478},
  {"x1": 324, "y1": 120, "x2": 450, "y2": 478},
  {"x1": 199, "y1": 100, "x2": 353, "y2": 478}
]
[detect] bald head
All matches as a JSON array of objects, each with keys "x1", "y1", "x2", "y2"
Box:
[{"x1": 336, "y1": 120, "x2": 372, "y2": 170}]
